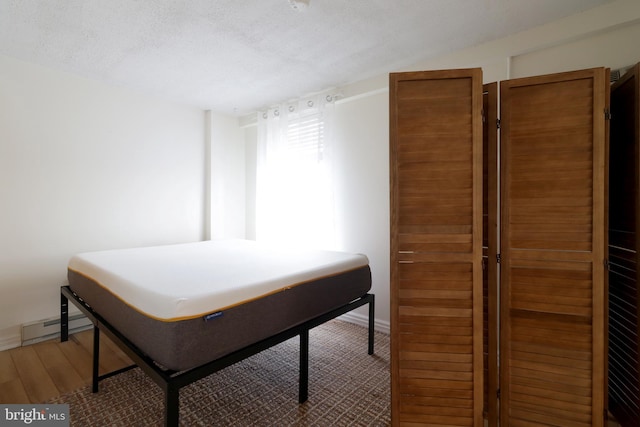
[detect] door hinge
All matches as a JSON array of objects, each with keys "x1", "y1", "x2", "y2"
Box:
[
  {"x1": 497, "y1": 253, "x2": 501, "y2": 264},
  {"x1": 497, "y1": 388, "x2": 500, "y2": 399},
  {"x1": 604, "y1": 259, "x2": 610, "y2": 270},
  {"x1": 481, "y1": 109, "x2": 486, "y2": 123},
  {"x1": 605, "y1": 109, "x2": 612, "y2": 120},
  {"x1": 496, "y1": 118, "x2": 501, "y2": 129}
]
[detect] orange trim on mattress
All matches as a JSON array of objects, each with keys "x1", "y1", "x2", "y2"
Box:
[{"x1": 67, "y1": 266, "x2": 367, "y2": 323}]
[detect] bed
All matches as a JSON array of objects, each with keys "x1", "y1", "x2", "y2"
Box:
[{"x1": 60, "y1": 239, "x2": 375, "y2": 426}]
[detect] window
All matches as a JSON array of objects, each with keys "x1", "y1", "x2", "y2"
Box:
[{"x1": 256, "y1": 94, "x2": 336, "y2": 248}]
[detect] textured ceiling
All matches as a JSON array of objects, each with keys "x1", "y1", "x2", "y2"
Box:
[{"x1": 0, "y1": 0, "x2": 613, "y2": 116}]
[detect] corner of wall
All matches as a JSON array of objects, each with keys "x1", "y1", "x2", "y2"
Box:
[
  {"x1": 204, "y1": 110, "x2": 213, "y2": 240},
  {"x1": 339, "y1": 311, "x2": 390, "y2": 335}
]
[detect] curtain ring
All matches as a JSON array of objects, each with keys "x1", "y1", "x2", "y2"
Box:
[
  {"x1": 262, "y1": 112, "x2": 268, "y2": 119},
  {"x1": 289, "y1": 105, "x2": 295, "y2": 112},
  {"x1": 326, "y1": 95, "x2": 333, "y2": 102},
  {"x1": 274, "y1": 109, "x2": 280, "y2": 117},
  {"x1": 307, "y1": 100, "x2": 314, "y2": 107}
]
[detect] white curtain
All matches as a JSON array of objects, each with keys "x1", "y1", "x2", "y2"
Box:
[{"x1": 256, "y1": 92, "x2": 337, "y2": 248}]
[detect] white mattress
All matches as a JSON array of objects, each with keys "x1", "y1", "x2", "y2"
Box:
[{"x1": 67, "y1": 239, "x2": 369, "y2": 321}]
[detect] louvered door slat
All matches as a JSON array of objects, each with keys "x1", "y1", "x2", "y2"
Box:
[
  {"x1": 390, "y1": 69, "x2": 483, "y2": 427},
  {"x1": 500, "y1": 68, "x2": 609, "y2": 427}
]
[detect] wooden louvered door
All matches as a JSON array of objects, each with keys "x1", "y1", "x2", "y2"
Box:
[
  {"x1": 390, "y1": 68, "x2": 484, "y2": 427},
  {"x1": 483, "y1": 82, "x2": 499, "y2": 427},
  {"x1": 499, "y1": 68, "x2": 609, "y2": 426},
  {"x1": 608, "y1": 63, "x2": 640, "y2": 427}
]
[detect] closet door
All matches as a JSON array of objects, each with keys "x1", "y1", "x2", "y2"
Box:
[
  {"x1": 390, "y1": 69, "x2": 484, "y2": 427},
  {"x1": 500, "y1": 68, "x2": 609, "y2": 426},
  {"x1": 608, "y1": 63, "x2": 640, "y2": 427},
  {"x1": 483, "y1": 82, "x2": 499, "y2": 427}
]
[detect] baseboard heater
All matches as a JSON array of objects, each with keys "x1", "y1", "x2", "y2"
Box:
[{"x1": 22, "y1": 313, "x2": 92, "y2": 346}]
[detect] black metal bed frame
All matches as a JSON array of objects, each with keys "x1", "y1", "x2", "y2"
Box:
[{"x1": 60, "y1": 285, "x2": 375, "y2": 426}]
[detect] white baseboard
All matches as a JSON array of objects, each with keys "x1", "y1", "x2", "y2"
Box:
[
  {"x1": 0, "y1": 311, "x2": 93, "y2": 351},
  {"x1": 22, "y1": 313, "x2": 92, "y2": 346},
  {"x1": 338, "y1": 312, "x2": 390, "y2": 335},
  {"x1": 0, "y1": 327, "x2": 21, "y2": 352}
]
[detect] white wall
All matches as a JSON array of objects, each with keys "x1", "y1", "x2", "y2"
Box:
[
  {"x1": 207, "y1": 111, "x2": 246, "y2": 240},
  {"x1": 510, "y1": 20, "x2": 640, "y2": 78},
  {"x1": 343, "y1": 0, "x2": 640, "y2": 91},
  {"x1": 0, "y1": 55, "x2": 205, "y2": 349},
  {"x1": 244, "y1": 125, "x2": 258, "y2": 240},
  {"x1": 333, "y1": 91, "x2": 391, "y2": 327}
]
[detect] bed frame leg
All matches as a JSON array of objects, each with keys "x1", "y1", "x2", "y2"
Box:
[
  {"x1": 299, "y1": 329, "x2": 309, "y2": 403},
  {"x1": 60, "y1": 292, "x2": 69, "y2": 343},
  {"x1": 165, "y1": 386, "x2": 179, "y2": 427},
  {"x1": 368, "y1": 294, "x2": 375, "y2": 355},
  {"x1": 92, "y1": 325, "x2": 100, "y2": 393}
]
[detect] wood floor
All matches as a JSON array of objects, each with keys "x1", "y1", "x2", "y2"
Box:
[
  {"x1": 0, "y1": 329, "x2": 131, "y2": 403},
  {"x1": 0, "y1": 330, "x2": 623, "y2": 426}
]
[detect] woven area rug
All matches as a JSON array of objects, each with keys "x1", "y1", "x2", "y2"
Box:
[{"x1": 49, "y1": 320, "x2": 390, "y2": 426}]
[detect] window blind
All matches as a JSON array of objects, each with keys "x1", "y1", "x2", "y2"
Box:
[{"x1": 286, "y1": 111, "x2": 324, "y2": 162}]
